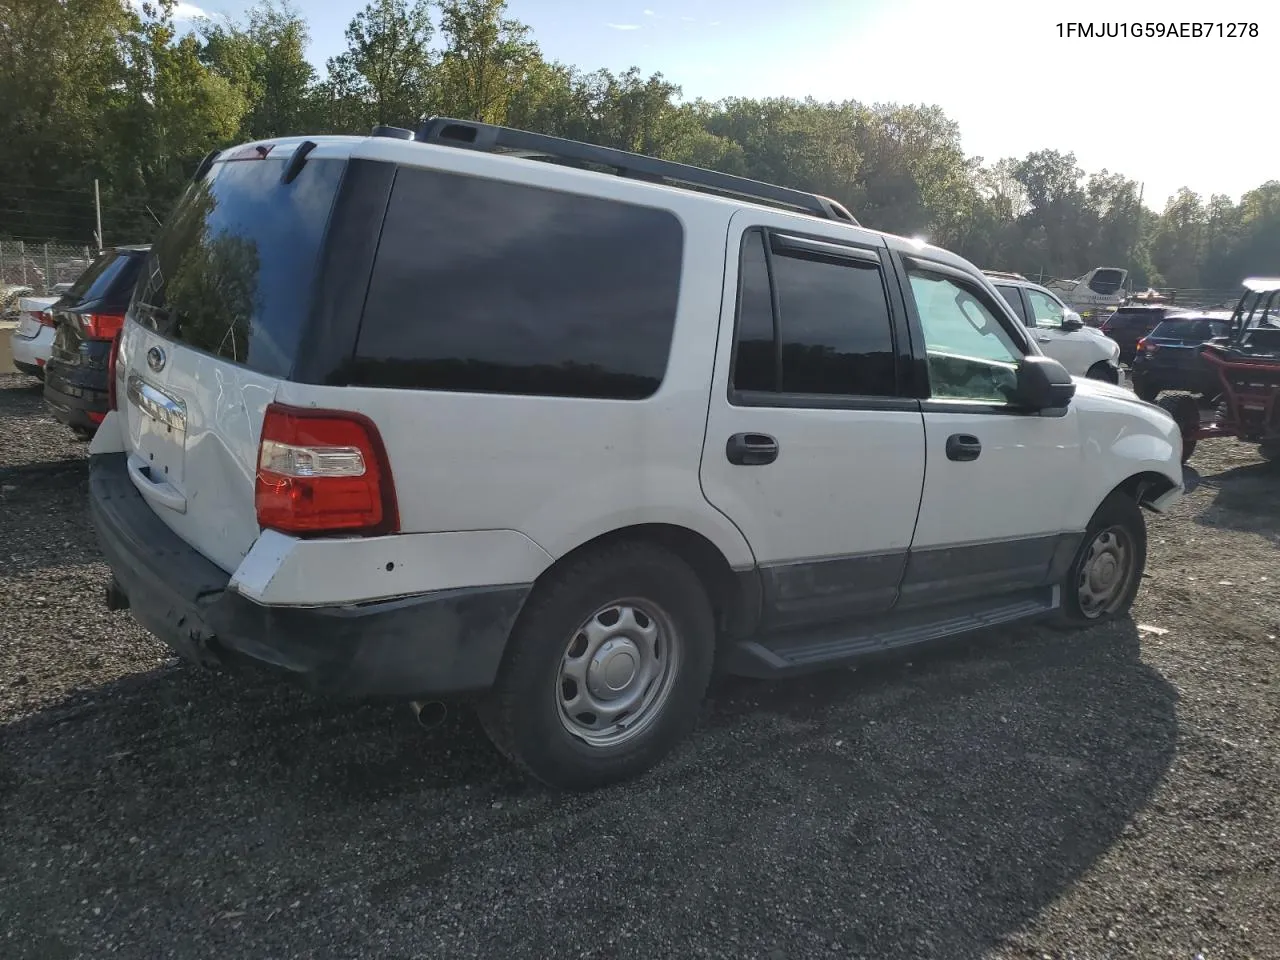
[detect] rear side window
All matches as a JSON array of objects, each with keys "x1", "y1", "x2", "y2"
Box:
[
  {"x1": 351, "y1": 167, "x2": 685, "y2": 400},
  {"x1": 67, "y1": 251, "x2": 143, "y2": 308},
  {"x1": 730, "y1": 228, "x2": 898, "y2": 398},
  {"x1": 133, "y1": 155, "x2": 347, "y2": 378},
  {"x1": 994, "y1": 285, "x2": 1029, "y2": 323}
]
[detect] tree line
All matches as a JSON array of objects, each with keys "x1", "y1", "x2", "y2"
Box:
[{"x1": 1, "y1": 0, "x2": 1275, "y2": 291}]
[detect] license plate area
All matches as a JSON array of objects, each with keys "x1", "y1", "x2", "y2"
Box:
[{"x1": 127, "y1": 374, "x2": 187, "y2": 488}]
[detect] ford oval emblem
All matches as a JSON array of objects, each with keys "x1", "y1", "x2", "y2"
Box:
[{"x1": 146, "y1": 346, "x2": 166, "y2": 373}]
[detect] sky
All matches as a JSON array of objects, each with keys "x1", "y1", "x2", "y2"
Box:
[{"x1": 169, "y1": 0, "x2": 1277, "y2": 212}]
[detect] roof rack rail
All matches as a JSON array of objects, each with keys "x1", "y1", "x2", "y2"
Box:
[
  {"x1": 413, "y1": 117, "x2": 859, "y2": 225},
  {"x1": 982, "y1": 269, "x2": 1027, "y2": 281}
]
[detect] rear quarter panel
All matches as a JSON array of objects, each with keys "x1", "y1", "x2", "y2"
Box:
[{"x1": 273, "y1": 193, "x2": 757, "y2": 576}]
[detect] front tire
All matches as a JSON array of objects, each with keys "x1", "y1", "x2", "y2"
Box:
[
  {"x1": 478, "y1": 541, "x2": 716, "y2": 791},
  {"x1": 1056, "y1": 490, "x2": 1147, "y2": 627}
]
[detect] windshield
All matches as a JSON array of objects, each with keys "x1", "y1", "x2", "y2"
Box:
[
  {"x1": 1153, "y1": 319, "x2": 1222, "y2": 340},
  {"x1": 66, "y1": 250, "x2": 143, "y2": 307}
]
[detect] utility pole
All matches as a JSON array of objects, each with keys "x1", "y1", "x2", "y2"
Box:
[{"x1": 94, "y1": 179, "x2": 103, "y2": 251}]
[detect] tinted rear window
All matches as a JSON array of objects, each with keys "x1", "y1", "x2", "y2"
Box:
[
  {"x1": 133, "y1": 155, "x2": 346, "y2": 378},
  {"x1": 351, "y1": 166, "x2": 684, "y2": 400},
  {"x1": 67, "y1": 251, "x2": 143, "y2": 307}
]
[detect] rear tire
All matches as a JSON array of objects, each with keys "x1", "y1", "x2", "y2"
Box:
[
  {"x1": 1086, "y1": 361, "x2": 1119, "y2": 384},
  {"x1": 477, "y1": 541, "x2": 716, "y2": 791},
  {"x1": 1157, "y1": 392, "x2": 1199, "y2": 462},
  {"x1": 1055, "y1": 491, "x2": 1147, "y2": 628}
]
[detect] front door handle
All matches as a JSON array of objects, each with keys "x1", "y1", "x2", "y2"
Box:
[
  {"x1": 1036, "y1": 335, "x2": 1052, "y2": 342},
  {"x1": 726, "y1": 432, "x2": 779, "y2": 466},
  {"x1": 945, "y1": 434, "x2": 981, "y2": 462}
]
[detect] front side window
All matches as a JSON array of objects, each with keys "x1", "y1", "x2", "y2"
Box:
[
  {"x1": 908, "y1": 269, "x2": 1021, "y2": 403},
  {"x1": 730, "y1": 229, "x2": 897, "y2": 399},
  {"x1": 1026, "y1": 288, "x2": 1067, "y2": 328}
]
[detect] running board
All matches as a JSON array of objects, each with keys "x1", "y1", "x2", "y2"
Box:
[{"x1": 725, "y1": 587, "x2": 1059, "y2": 679}]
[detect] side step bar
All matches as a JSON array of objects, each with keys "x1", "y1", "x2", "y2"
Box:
[{"x1": 725, "y1": 587, "x2": 1059, "y2": 679}]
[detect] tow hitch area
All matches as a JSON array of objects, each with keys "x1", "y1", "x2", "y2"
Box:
[{"x1": 105, "y1": 579, "x2": 130, "y2": 612}]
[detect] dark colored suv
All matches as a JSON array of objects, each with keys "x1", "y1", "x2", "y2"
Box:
[
  {"x1": 43, "y1": 246, "x2": 148, "y2": 438},
  {"x1": 1130, "y1": 314, "x2": 1232, "y2": 401},
  {"x1": 1100, "y1": 305, "x2": 1188, "y2": 365}
]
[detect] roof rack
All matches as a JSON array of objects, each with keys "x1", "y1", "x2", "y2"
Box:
[
  {"x1": 982, "y1": 269, "x2": 1027, "y2": 281},
  {"x1": 408, "y1": 117, "x2": 859, "y2": 225}
]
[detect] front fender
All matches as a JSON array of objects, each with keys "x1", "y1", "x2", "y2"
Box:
[{"x1": 1074, "y1": 383, "x2": 1184, "y2": 523}]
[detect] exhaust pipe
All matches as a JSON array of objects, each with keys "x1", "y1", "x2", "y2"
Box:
[{"x1": 409, "y1": 700, "x2": 447, "y2": 730}]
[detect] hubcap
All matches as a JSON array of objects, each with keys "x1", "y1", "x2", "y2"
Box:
[
  {"x1": 556, "y1": 599, "x2": 681, "y2": 748},
  {"x1": 1076, "y1": 525, "x2": 1135, "y2": 619}
]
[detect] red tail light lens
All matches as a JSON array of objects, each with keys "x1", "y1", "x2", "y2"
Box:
[
  {"x1": 254, "y1": 403, "x2": 398, "y2": 537},
  {"x1": 79, "y1": 312, "x2": 126, "y2": 341},
  {"x1": 107, "y1": 330, "x2": 123, "y2": 411},
  {"x1": 36, "y1": 310, "x2": 56, "y2": 328},
  {"x1": 1138, "y1": 338, "x2": 1158, "y2": 353}
]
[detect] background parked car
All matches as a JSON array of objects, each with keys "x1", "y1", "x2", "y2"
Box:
[
  {"x1": 1129, "y1": 313, "x2": 1233, "y2": 402},
  {"x1": 43, "y1": 246, "x2": 147, "y2": 438},
  {"x1": 987, "y1": 272, "x2": 1122, "y2": 382},
  {"x1": 10, "y1": 294, "x2": 63, "y2": 378},
  {"x1": 1099, "y1": 304, "x2": 1190, "y2": 365}
]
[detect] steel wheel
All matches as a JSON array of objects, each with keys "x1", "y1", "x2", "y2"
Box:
[
  {"x1": 556, "y1": 598, "x2": 681, "y2": 748},
  {"x1": 1076, "y1": 525, "x2": 1137, "y2": 619}
]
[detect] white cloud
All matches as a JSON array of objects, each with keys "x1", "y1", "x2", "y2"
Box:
[
  {"x1": 643, "y1": 8, "x2": 655, "y2": 14},
  {"x1": 607, "y1": 23, "x2": 641, "y2": 30},
  {"x1": 125, "y1": 0, "x2": 210, "y2": 21}
]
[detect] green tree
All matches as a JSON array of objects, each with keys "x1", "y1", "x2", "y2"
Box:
[
  {"x1": 435, "y1": 0, "x2": 539, "y2": 124},
  {"x1": 198, "y1": 0, "x2": 317, "y2": 140},
  {"x1": 322, "y1": 0, "x2": 436, "y2": 131}
]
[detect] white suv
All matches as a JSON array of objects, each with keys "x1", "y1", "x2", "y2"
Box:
[
  {"x1": 88, "y1": 120, "x2": 1186, "y2": 790},
  {"x1": 987, "y1": 272, "x2": 1123, "y2": 382}
]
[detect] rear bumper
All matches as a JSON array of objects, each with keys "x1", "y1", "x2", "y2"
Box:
[
  {"x1": 1130, "y1": 362, "x2": 1217, "y2": 395},
  {"x1": 44, "y1": 354, "x2": 109, "y2": 428},
  {"x1": 11, "y1": 325, "x2": 53, "y2": 375},
  {"x1": 88, "y1": 452, "x2": 530, "y2": 699}
]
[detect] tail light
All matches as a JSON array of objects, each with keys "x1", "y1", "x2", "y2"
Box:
[
  {"x1": 36, "y1": 310, "x2": 56, "y2": 328},
  {"x1": 78, "y1": 312, "x2": 126, "y2": 341},
  {"x1": 1137, "y1": 337, "x2": 1158, "y2": 353},
  {"x1": 107, "y1": 329, "x2": 123, "y2": 411},
  {"x1": 254, "y1": 403, "x2": 399, "y2": 537}
]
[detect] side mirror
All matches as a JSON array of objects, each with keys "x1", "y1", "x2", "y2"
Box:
[
  {"x1": 1013, "y1": 355, "x2": 1075, "y2": 411},
  {"x1": 1061, "y1": 309, "x2": 1084, "y2": 331}
]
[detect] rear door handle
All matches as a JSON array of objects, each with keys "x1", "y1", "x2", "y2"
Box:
[
  {"x1": 726, "y1": 432, "x2": 779, "y2": 466},
  {"x1": 1036, "y1": 335, "x2": 1052, "y2": 342},
  {"x1": 945, "y1": 434, "x2": 981, "y2": 462}
]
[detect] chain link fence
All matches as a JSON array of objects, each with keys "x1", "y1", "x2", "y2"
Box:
[{"x1": 0, "y1": 240, "x2": 96, "y2": 295}]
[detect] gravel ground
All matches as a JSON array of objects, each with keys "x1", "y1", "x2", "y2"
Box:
[{"x1": 1, "y1": 369, "x2": 1277, "y2": 960}]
